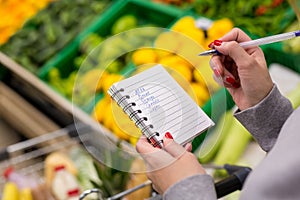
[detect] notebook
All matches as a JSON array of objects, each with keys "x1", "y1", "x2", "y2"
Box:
[{"x1": 108, "y1": 65, "x2": 214, "y2": 147}]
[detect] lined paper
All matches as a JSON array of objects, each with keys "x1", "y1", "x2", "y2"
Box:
[{"x1": 109, "y1": 65, "x2": 214, "y2": 145}]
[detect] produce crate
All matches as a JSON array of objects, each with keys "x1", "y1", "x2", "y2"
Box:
[
  {"x1": 37, "y1": 0, "x2": 185, "y2": 112},
  {"x1": 265, "y1": 42, "x2": 300, "y2": 74},
  {"x1": 0, "y1": 0, "x2": 112, "y2": 74},
  {"x1": 190, "y1": 0, "x2": 297, "y2": 38}
]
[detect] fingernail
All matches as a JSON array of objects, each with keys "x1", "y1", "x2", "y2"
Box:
[
  {"x1": 225, "y1": 76, "x2": 236, "y2": 84},
  {"x1": 213, "y1": 40, "x2": 222, "y2": 46},
  {"x1": 213, "y1": 68, "x2": 221, "y2": 77},
  {"x1": 225, "y1": 76, "x2": 240, "y2": 88},
  {"x1": 208, "y1": 41, "x2": 214, "y2": 48},
  {"x1": 165, "y1": 132, "x2": 173, "y2": 139}
]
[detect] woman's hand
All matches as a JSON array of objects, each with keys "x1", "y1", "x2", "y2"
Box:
[
  {"x1": 209, "y1": 28, "x2": 273, "y2": 110},
  {"x1": 136, "y1": 133, "x2": 206, "y2": 194}
]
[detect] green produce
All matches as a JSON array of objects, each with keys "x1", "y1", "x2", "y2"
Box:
[
  {"x1": 91, "y1": 147, "x2": 131, "y2": 198},
  {"x1": 111, "y1": 15, "x2": 138, "y2": 35},
  {"x1": 0, "y1": 0, "x2": 110, "y2": 72},
  {"x1": 47, "y1": 18, "x2": 162, "y2": 108},
  {"x1": 69, "y1": 147, "x2": 103, "y2": 196},
  {"x1": 193, "y1": 0, "x2": 292, "y2": 37},
  {"x1": 198, "y1": 110, "x2": 234, "y2": 163},
  {"x1": 286, "y1": 83, "x2": 300, "y2": 108},
  {"x1": 283, "y1": 21, "x2": 300, "y2": 53},
  {"x1": 80, "y1": 33, "x2": 104, "y2": 54},
  {"x1": 213, "y1": 117, "x2": 252, "y2": 177}
]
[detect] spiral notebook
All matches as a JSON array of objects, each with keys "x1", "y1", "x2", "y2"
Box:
[{"x1": 108, "y1": 65, "x2": 214, "y2": 146}]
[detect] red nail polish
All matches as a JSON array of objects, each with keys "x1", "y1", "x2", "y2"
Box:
[
  {"x1": 208, "y1": 41, "x2": 214, "y2": 48},
  {"x1": 225, "y1": 76, "x2": 240, "y2": 88},
  {"x1": 213, "y1": 40, "x2": 222, "y2": 46},
  {"x1": 165, "y1": 132, "x2": 173, "y2": 139},
  {"x1": 213, "y1": 68, "x2": 221, "y2": 77},
  {"x1": 225, "y1": 76, "x2": 236, "y2": 85}
]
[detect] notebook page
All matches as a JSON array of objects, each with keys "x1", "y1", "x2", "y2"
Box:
[{"x1": 110, "y1": 65, "x2": 214, "y2": 145}]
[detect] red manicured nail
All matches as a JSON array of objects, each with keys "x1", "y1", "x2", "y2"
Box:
[
  {"x1": 225, "y1": 76, "x2": 236, "y2": 84},
  {"x1": 165, "y1": 132, "x2": 173, "y2": 139},
  {"x1": 213, "y1": 68, "x2": 221, "y2": 77},
  {"x1": 213, "y1": 40, "x2": 222, "y2": 46},
  {"x1": 225, "y1": 76, "x2": 240, "y2": 88},
  {"x1": 208, "y1": 41, "x2": 214, "y2": 48}
]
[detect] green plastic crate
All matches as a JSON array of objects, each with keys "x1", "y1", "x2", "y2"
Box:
[
  {"x1": 265, "y1": 42, "x2": 300, "y2": 74},
  {"x1": 37, "y1": 0, "x2": 185, "y2": 112}
]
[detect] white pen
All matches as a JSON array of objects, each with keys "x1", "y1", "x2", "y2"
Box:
[{"x1": 198, "y1": 30, "x2": 300, "y2": 56}]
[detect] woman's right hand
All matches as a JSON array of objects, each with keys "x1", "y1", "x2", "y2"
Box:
[{"x1": 209, "y1": 28, "x2": 273, "y2": 110}]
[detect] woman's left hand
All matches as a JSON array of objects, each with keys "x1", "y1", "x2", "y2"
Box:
[{"x1": 136, "y1": 133, "x2": 206, "y2": 194}]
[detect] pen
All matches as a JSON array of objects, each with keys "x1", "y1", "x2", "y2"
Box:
[{"x1": 198, "y1": 30, "x2": 300, "y2": 56}]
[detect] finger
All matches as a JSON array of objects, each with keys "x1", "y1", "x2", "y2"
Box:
[
  {"x1": 210, "y1": 56, "x2": 240, "y2": 88},
  {"x1": 163, "y1": 137, "x2": 186, "y2": 158},
  {"x1": 184, "y1": 143, "x2": 193, "y2": 152},
  {"x1": 137, "y1": 136, "x2": 176, "y2": 172},
  {"x1": 219, "y1": 28, "x2": 252, "y2": 43},
  {"x1": 136, "y1": 136, "x2": 158, "y2": 154},
  {"x1": 210, "y1": 57, "x2": 224, "y2": 77}
]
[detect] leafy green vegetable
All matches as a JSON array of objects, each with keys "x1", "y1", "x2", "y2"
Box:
[
  {"x1": 192, "y1": 0, "x2": 293, "y2": 37},
  {"x1": 0, "y1": 0, "x2": 110, "y2": 73}
]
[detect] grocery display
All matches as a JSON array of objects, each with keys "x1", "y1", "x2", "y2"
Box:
[
  {"x1": 0, "y1": 0, "x2": 300, "y2": 199},
  {"x1": 0, "y1": 0, "x2": 52, "y2": 45},
  {"x1": 0, "y1": 0, "x2": 111, "y2": 73},
  {"x1": 192, "y1": 0, "x2": 296, "y2": 37}
]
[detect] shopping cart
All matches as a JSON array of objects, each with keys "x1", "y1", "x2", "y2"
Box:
[
  {"x1": 79, "y1": 164, "x2": 251, "y2": 200},
  {"x1": 0, "y1": 123, "x2": 251, "y2": 200}
]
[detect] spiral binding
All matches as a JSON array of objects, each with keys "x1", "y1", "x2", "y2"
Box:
[{"x1": 109, "y1": 87, "x2": 156, "y2": 139}]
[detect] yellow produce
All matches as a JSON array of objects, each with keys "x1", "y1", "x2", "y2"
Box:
[
  {"x1": 132, "y1": 48, "x2": 158, "y2": 66},
  {"x1": 168, "y1": 63, "x2": 193, "y2": 82},
  {"x1": 1, "y1": 182, "x2": 19, "y2": 200},
  {"x1": 155, "y1": 49, "x2": 173, "y2": 59},
  {"x1": 159, "y1": 54, "x2": 192, "y2": 69},
  {"x1": 80, "y1": 68, "x2": 107, "y2": 93},
  {"x1": 111, "y1": 100, "x2": 141, "y2": 141},
  {"x1": 20, "y1": 188, "x2": 33, "y2": 200},
  {"x1": 92, "y1": 97, "x2": 111, "y2": 123},
  {"x1": 189, "y1": 82, "x2": 210, "y2": 105},
  {"x1": 0, "y1": 0, "x2": 52, "y2": 44},
  {"x1": 93, "y1": 96, "x2": 141, "y2": 143},
  {"x1": 134, "y1": 63, "x2": 158, "y2": 74},
  {"x1": 193, "y1": 69, "x2": 206, "y2": 86},
  {"x1": 102, "y1": 101, "x2": 115, "y2": 130},
  {"x1": 171, "y1": 16, "x2": 196, "y2": 33},
  {"x1": 101, "y1": 73, "x2": 124, "y2": 95},
  {"x1": 207, "y1": 18, "x2": 234, "y2": 43},
  {"x1": 154, "y1": 31, "x2": 183, "y2": 53}
]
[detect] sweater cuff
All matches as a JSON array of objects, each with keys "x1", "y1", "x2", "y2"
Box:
[{"x1": 163, "y1": 174, "x2": 217, "y2": 200}]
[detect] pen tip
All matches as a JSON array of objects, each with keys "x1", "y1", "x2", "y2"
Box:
[
  {"x1": 198, "y1": 52, "x2": 208, "y2": 56},
  {"x1": 198, "y1": 49, "x2": 217, "y2": 56}
]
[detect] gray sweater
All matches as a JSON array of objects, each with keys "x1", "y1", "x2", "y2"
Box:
[{"x1": 164, "y1": 85, "x2": 300, "y2": 200}]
